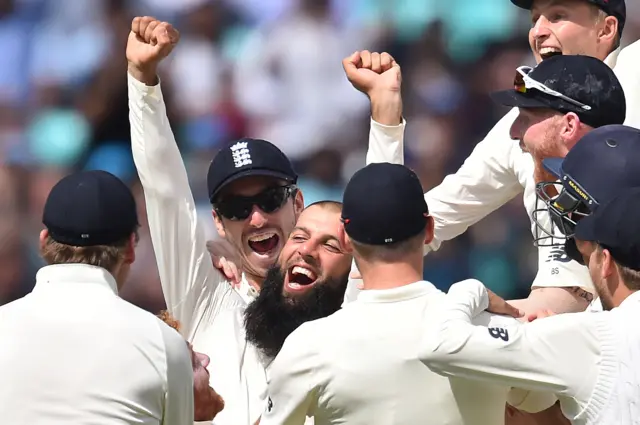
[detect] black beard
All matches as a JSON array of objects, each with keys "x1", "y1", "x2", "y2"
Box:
[{"x1": 244, "y1": 265, "x2": 348, "y2": 360}]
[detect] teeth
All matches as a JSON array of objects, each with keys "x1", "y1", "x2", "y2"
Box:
[
  {"x1": 288, "y1": 282, "x2": 302, "y2": 289},
  {"x1": 539, "y1": 47, "x2": 561, "y2": 55},
  {"x1": 248, "y1": 233, "x2": 276, "y2": 242},
  {"x1": 292, "y1": 266, "x2": 316, "y2": 280}
]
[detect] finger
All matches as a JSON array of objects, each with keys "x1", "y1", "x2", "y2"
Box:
[
  {"x1": 230, "y1": 263, "x2": 241, "y2": 284},
  {"x1": 211, "y1": 254, "x2": 222, "y2": 269},
  {"x1": 144, "y1": 20, "x2": 160, "y2": 45},
  {"x1": 371, "y1": 52, "x2": 382, "y2": 73},
  {"x1": 131, "y1": 16, "x2": 141, "y2": 35},
  {"x1": 357, "y1": 282, "x2": 364, "y2": 290},
  {"x1": 156, "y1": 22, "x2": 177, "y2": 46},
  {"x1": 380, "y1": 52, "x2": 393, "y2": 72},
  {"x1": 360, "y1": 50, "x2": 372, "y2": 69},
  {"x1": 137, "y1": 16, "x2": 155, "y2": 39},
  {"x1": 506, "y1": 302, "x2": 524, "y2": 318},
  {"x1": 342, "y1": 51, "x2": 361, "y2": 75}
]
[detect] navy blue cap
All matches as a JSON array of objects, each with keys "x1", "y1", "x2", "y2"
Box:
[
  {"x1": 511, "y1": 0, "x2": 626, "y2": 37},
  {"x1": 207, "y1": 138, "x2": 297, "y2": 203},
  {"x1": 491, "y1": 55, "x2": 626, "y2": 129},
  {"x1": 43, "y1": 170, "x2": 138, "y2": 247},
  {"x1": 575, "y1": 187, "x2": 640, "y2": 271},
  {"x1": 543, "y1": 125, "x2": 640, "y2": 209},
  {"x1": 341, "y1": 163, "x2": 429, "y2": 245}
]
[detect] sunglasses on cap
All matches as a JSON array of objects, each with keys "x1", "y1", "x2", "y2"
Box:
[
  {"x1": 514, "y1": 66, "x2": 592, "y2": 112},
  {"x1": 213, "y1": 185, "x2": 297, "y2": 221}
]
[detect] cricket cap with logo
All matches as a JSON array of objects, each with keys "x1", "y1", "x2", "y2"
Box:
[
  {"x1": 341, "y1": 162, "x2": 429, "y2": 245},
  {"x1": 510, "y1": 0, "x2": 626, "y2": 37},
  {"x1": 490, "y1": 55, "x2": 626, "y2": 129},
  {"x1": 207, "y1": 138, "x2": 298, "y2": 203},
  {"x1": 43, "y1": 170, "x2": 139, "y2": 247},
  {"x1": 574, "y1": 187, "x2": 640, "y2": 271}
]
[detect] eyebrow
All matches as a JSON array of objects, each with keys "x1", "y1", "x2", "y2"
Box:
[{"x1": 292, "y1": 226, "x2": 342, "y2": 246}]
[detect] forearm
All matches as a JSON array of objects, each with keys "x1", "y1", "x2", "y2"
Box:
[{"x1": 509, "y1": 287, "x2": 591, "y2": 317}]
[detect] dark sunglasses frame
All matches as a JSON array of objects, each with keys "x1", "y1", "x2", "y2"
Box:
[{"x1": 213, "y1": 185, "x2": 297, "y2": 221}]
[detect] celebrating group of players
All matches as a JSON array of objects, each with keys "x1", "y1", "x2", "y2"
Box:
[{"x1": 1, "y1": 0, "x2": 640, "y2": 424}]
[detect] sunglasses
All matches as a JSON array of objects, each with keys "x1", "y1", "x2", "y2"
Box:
[
  {"x1": 514, "y1": 66, "x2": 592, "y2": 111},
  {"x1": 214, "y1": 185, "x2": 297, "y2": 221}
]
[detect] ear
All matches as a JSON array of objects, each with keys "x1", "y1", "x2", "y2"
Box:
[
  {"x1": 598, "y1": 15, "x2": 618, "y2": 49},
  {"x1": 339, "y1": 223, "x2": 354, "y2": 254},
  {"x1": 601, "y1": 247, "x2": 615, "y2": 279},
  {"x1": 560, "y1": 113, "x2": 583, "y2": 150},
  {"x1": 424, "y1": 215, "x2": 435, "y2": 246},
  {"x1": 293, "y1": 189, "x2": 304, "y2": 218},
  {"x1": 212, "y1": 209, "x2": 226, "y2": 239},
  {"x1": 39, "y1": 229, "x2": 49, "y2": 252},
  {"x1": 123, "y1": 233, "x2": 137, "y2": 265}
]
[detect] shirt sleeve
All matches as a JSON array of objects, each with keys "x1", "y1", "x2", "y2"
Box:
[
  {"x1": 343, "y1": 119, "x2": 407, "y2": 305},
  {"x1": 615, "y1": 40, "x2": 640, "y2": 130},
  {"x1": 160, "y1": 322, "x2": 194, "y2": 425},
  {"x1": 531, "y1": 245, "x2": 595, "y2": 292},
  {"x1": 419, "y1": 279, "x2": 604, "y2": 405},
  {"x1": 424, "y1": 109, "x2": 524, "y2": 252},
  {"x1": 128, "y1": 73, "x2": 228, "y2": 339},
  {"x1": 260, "y1": 324, "x2": 320, "y2": 425}
]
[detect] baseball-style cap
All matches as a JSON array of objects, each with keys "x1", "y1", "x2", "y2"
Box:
[
  {"x1": 491, "y1": 55, "x2": 626, "y2": 129},
  {"x1": 543, "y1": 125, "x2": 640, "y2": 208},
  {"x1": 574, "y1": 187, "x2": 640, "y2": 271},
  {"x1": 207, "y1": 138, "x2": 298, "y2": 203},
  {"x1": 341, "y1": 163, "x2": 429, "y2": 245},
  {"x1": 510, "y1": 0, "x2": 626, "y2": 37},
  {"x1": 43, "y1": 170, "x2": 138, "y2": 247}
]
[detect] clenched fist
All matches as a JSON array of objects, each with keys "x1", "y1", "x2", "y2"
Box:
[
  {"x1": 343, "y1": 51, "x2": 403, "y2": 125},
  {"x1": 342, "y1": 51, "x2": 401, "y2": 97},
  {"x1": 126, "y1": 16, "x2": 180, "y2": 85}
]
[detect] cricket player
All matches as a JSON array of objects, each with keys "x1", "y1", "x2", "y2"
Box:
[
  {"x1": 420, "y1": 184, "x2": 640, "y2": 425},
  {"x1": 345, "y1": 0, "x2": 638, "y2": 315},
  {"x1": 260, "y1": 162, "x2": 545, "y2": 425},
  {"x1": 127, "y1": 17, "x2": 381, "y2": 424},
  {"x1": 0, "y1": 171, "x2": 194, "y2": 424},
  {"x1": 536, "y1": 124, "x2": 640, "y2": 267}
]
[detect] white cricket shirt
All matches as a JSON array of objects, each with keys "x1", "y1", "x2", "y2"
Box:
[
  {"x1": 0, "y1": 264, "x2": 193, "y2": 424},
  {"x1": 261, "y1": 281, "x2": 552, "y2": 425},
  {"x1": 129, "y1": 73, "x2": 385, "y2": 425},
  {"x1": 420, "y1": 279, "x2": 640, "y2": 425},
  {"x1": 358, "y1": 40, "x2": 640, "y2": 295}
]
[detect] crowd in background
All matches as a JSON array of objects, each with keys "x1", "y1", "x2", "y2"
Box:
[{"x1": 1, "y1": 0, "x2": 639, "y2": 311}]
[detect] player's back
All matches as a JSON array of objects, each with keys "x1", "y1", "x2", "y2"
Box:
[
  {"x1": 0, "y1": 265, "x2": 182, "y2": 424},
  {"x1": 307, "y1": 281, "x2": 509, "y2": 425}
]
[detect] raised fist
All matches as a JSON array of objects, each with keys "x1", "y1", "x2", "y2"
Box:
[
  {"x1": 126, "y1": 16, "x2": 179, "y2": 76},
  {"x1": 342, "y1": 51, "x2": 402, "y2": 98}
]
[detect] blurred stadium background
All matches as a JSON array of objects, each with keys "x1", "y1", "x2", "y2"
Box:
[{"x1": 1, "y1": 0, "x2": 638, "y2": 311}]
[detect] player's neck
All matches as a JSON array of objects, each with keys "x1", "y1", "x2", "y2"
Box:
[{"x1": 360, "y1": 262, "x2": 423, "y2": 291}]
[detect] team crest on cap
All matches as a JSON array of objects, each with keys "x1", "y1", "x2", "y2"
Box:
[{"x1": 230, "y1": 141, "x2": 252, "y2": 168}]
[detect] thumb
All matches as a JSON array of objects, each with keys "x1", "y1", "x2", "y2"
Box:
[{"x1": 342, "y1": 51, "x2": 361, "y2": 76}]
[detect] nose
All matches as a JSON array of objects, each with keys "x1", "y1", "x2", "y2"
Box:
[
  {"x1": 196, "y1": 352, "x2": 210, "y2": 368},
  {"x1": 247, "y1": 204, "x2": 268, "y2": 228},
  {"x1": 297, "y1": 238, "x2": 320, "y2": 262},
  {"x1": 531, "y1": 16, "x2": 551, "y2": 42},
  {"x1": 509, "y1": 119, "x2": 523, "y2": 141}
]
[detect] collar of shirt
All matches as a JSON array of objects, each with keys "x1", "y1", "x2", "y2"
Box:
[
  {"x1": 33, "y1": 264, "x2": 119, "y2": 296},
  {"x1": 605, "y1": 46, "x2": 622, "y2": 69},
  {"x1": 618, "y1": 290, "x2": 640, "y2": 309},
  {"x1": 235, "y1": 273, "x2": 259, "y2": 304},
  {"x1": 355, "y1": 280, "x2": 437, "y2": 304}
]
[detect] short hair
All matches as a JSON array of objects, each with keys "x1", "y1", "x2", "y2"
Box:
[
  {"x1": 351, "y1": 230, "x2": 426, "y2": 263},
  {"x1": 40, "y1": 231, "x2": 139, "y2": 274},
  {"x1": 304, "y1": 200, "x2": 342, "y2": 213},
  {"x1": 596, "y1": 245, "x2": 640, "y2": 291}
]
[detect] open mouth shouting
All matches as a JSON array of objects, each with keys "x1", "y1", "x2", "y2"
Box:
[
  {"x1": 539, "y1": 46, "x2": 562, "y2": 60},
  {"x1": 285, "y1": 263, "x2": 319, "y2": 294},
  {"x1": 247, "y1": 231, "x2": 280, "y2": 256}
]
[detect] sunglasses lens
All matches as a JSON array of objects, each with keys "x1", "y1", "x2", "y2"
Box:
[
  {"x1": 216, "y1": 186, "x2": 292, "y2": 220},
  {"x1": 256, "y1": 186, "x2": 290, "y2": 213}
]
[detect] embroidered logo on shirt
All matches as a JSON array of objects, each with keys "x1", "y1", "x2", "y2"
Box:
[
  {"x1": 267, "y1": 397, "x2": 273, "y2": 412},
  {"x1": 488, "y1": 327, "x2": 509, "y2": 342},
  {"x1": 230, "y1": 141, "x2": 252, "y2": 168},
  {"x1": 545, "y1": 246, "x2": 571, "y2": 263}
]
